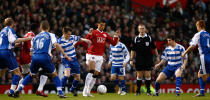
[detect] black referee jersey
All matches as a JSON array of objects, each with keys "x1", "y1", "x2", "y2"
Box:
[{"x1": 131, "y1": 34, "x2": 156, "y2": 67}]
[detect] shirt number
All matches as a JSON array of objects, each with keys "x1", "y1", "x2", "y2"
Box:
[
  {"x1": 0, "y1": 34, "x2": 4, "y2": 46},
  {"x1": 207, "y1": 38, "x2": 210, "y2": 48},
  {"x1": 36, "y1": 38, "x2": 44, "y2": 49}
]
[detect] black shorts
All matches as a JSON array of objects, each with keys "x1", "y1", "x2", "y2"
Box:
[{"x1": 135, "y1": 57, "x2": 153, "y2": 71}]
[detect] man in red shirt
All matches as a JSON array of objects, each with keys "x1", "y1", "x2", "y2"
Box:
[
  {"x1": 83, "y1": 20, "x2": 120, "y2": 97},
  {"x1": 18, "y1": 23, "x2": 48, "y2": 97}
]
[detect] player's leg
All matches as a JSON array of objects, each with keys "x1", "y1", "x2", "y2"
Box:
[
  {"x1": 154, "y1": 72, "x2": 167, "y2": 96},
  {"x1": 18, "y1": 64, "x2": 30, "y2": 91},
  {"x1": 87, "y1": 56, "x2": 103, "y2": 96},
  {"x1": 61, "y1": 68, "x2": 70, "y2": 91},
  {"x1": 175, "y1": 67, "x2": 183, "y2": 96},
  {"x1": 69, "y1": 59, "x2": 81, "y2": 97},
  {"x1": 118, "y1": 67, "x2": 126, "y2": 95},
  {"x1": 110, "y1": 66, "x2": 118, "y2": 94},
  {"x1": 70, "y1": 74, "x2": 80, "y2": 96},
  {"x1": 144, "y1": 71, "x2": 152, "y2": 95},
  {"x1": 5, "y1": 52, "x2": 22, "y2": 97},
  {"x1": 36, "y1": 69, "x2": 48, "y2": 97},
  {"x1": 136, "y1": 71, "x2": 143, "y2": 95},
  {"x1": 83, "y1": 54, "x2": 95, "y2": 96}
]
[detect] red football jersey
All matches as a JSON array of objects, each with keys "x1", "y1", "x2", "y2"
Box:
[
  {"x1": 19, "y1": 32, "x2": 35, "y2": 65},
  {"x1": 86, "y1": 29, "x2": 118, "y2": 56}
]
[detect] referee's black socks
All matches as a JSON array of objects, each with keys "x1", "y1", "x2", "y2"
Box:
[
  {"x1": 136, "y1": 79, "x2": 142, "y2": 93},
  {"x1": 145, "y1": 80, "x2": 151, "y2": 93}
]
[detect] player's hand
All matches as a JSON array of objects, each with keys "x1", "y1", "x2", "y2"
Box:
[
  {"x1": 181, "y1": 53, "x2": 186, "y2": 58},
  {"x1": 181, "y1": 65, "x2": 185, "y2": 70},
  {"x1": 154, "y1": 64, "x2": 160, "y2": 70},
  {"x1": 130, "y1": 61, "x2": 134, "y2": 67},
  {"x1": 88, "y1": 28, "x2": 94, "y2": 35},
  {"x1": 156, "y1": 57, "x2": 160, "y2": 63},
  {"x1": 85, "y1": 39, "x2": 92, "y2": 44},
  {"x1": 123, "y1": 62, "x2": 127, "y2": 68},
  {"x1": 108, "y1": 62, "x2": 112, "y2": 68},
  {"x1": 64, "y1": 54, "x2": 72, "y2": 61}
]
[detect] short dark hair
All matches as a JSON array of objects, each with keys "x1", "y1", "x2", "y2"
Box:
[
  {"x1": 196, "y1": 20, "x2": 206, "y2": 29},
  {"x1": 62, "y1": 26, "x2": 72, "y2": 34},
  {"x1": 167, "y1": 34, "x2": 176, "y2": 41},
  {"x1": 97, "y1": 19, "x2": 106, "y2": 24},
  {"x1": 4, "y1": 18, "x2": 14, "y2": 26},
  {"x1": 30, "y1": 23, "x2": 39, "y2": 32},
  {"x1": 40, "y1": 20, "x2": 50, "y2": 30}
]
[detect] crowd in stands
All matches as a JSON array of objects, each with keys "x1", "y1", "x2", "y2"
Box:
[{"x1": 0, "y1": 0, "x2": 209, "y2": 86}]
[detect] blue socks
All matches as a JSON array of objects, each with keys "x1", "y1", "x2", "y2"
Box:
[
  {"x1": 61, "y1": 76, "x2": 68, "y2": 91},
  {"x1": 176, "y1": 77, "x2": 182, "y2": 94},
  {"x1": 10, "y1": 75, "x2": 21, "y2": 93},
  {"x1": 155, "y1": 82, "x2": 160, "y2": 96},
  {"x1": 18, "y1": 75, "x2": 32, "y2": 91},
  {"x1": 199, "y1": 77, "x2": 206, "y2": 95},
  {"x1": 121, "y1": 80, "x2": 126, "y2": 92},
  {"x1": 70, "y1": 80, "x2": 79, "y2": 91}
]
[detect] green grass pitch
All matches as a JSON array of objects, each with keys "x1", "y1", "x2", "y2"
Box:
[{"x1": 0, "y1": 93, "x2": 209, "y2": 100}]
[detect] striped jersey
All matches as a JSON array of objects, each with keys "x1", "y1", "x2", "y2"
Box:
[
  {"x1": 109, "y1": 42, "x2": 130, "y2": 67},
  {"x1": 0, "y1": 26, "x2": 17, "y2": 50},
  {"x1": 190, "y1": 30, "x2": 210, "y2": 55},
  {"x1": 58, "y1": 35, "x2": 80, "y2": 58},
  {"x1": 31, "y1": 31, "x2": 57, "y2": 55},
  {"x1": 161, "y1": 43, "x2": 187, "y2": 66}
]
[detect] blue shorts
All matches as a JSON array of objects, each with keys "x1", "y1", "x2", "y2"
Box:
[
  {"x1": 111, "y1": 66, "x2": 125, "y2": 76},
  {"x1": 0, "y1": 50, "x2": 19, "y2": 72},
  {"x1": 30, "y1": 54, "x2": 55, "y2": 75},
  {"x1": 62, "y1": 58, "x2": 80, "y2": 75},
  {"x1": 162, "y1": 64, "x2": 181, "y2": 78},
  {"x1": 200, "y1": 54, "x2": 210, "y2": 74}
]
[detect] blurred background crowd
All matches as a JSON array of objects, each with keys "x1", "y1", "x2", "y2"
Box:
[{"x1": 0, "y1": 0, "x2": 209, "y2": 87}]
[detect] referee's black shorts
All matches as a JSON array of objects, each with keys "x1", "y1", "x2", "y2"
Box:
[{"x1": 135, "y1": 57, "x2": 153, "y2": 71}]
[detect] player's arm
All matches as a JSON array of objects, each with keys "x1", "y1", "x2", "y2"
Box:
[
  {"x1": 181, "y1": 47, "x2": 188, "y2": 70},
  {"x1": 108, "y1": 47, "x2": 112, "y2": 68},
  {"x1": 54, "y1": 43, "x2": 71, "y2": 61},
  {"x1": 106, "y1": 29, "x2": 120, "y2": 46},
  {"x1": 123, "y1": 45, "x2": 130, "y2": 67},
  {"x1": 182, "y1": 33, "x2": 199, "y2": 57},
  {"x1": 80, "y1": 38, "x2": 92, "y2": 44},
  {"x1": 86, "y1": 28, "x2": 94, "y2": 40},
  {"x1": 154, "y1": 59, "x2": 167, "y2": 70},
  {"x1": 130, "y1": 50, "x2": 135, "y2": 66},
  {"x1": 8, "y1": 30, "x2": 32, "y2": 44}
]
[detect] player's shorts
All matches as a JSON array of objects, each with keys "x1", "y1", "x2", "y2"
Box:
[
  {"x1": 62, "y1": 57, "x2": 80, "y2": 75},
  {"x1": 200, "y1": 54, "x2": 210, "y2": 74},
  {"x1": 111, "y1": 66, "x2": 125, "y2": 76},
  {"x1": 162, "y1": 64, "x2": 181, "y2": 78},
  {"x1": 30, "y1": 53, "x2": 56, "y2": 75},
  {"x1": 0, "y1": 50, "x2": 19, "y2": 72},
  {"x1": 86, "y1": 54, "x2": 103, "y2": 72},
  {"x1": 135, "y1": 57, "x2": 153, "y2": 71},
  {"x1": 21, "y1": 63, "x2": 30, "y2": 74}
]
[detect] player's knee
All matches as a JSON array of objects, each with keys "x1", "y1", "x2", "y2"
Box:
[
  {"x1": 111, "y1": 75, "x2": 116, "y2": 80},
  {"x1": 75, "y1": 75, "x2": 80, "y2": 80},
  {"x1": 51, "y1": 72, "x2": 58, "y2": 77},
  {"x1": 118, "y1": 76, "x2": 124, "y2": 80}
]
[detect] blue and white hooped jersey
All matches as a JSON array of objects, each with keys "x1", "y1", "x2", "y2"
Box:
[
  {"x1": 58, "y1": 35, "x2": 80, "y2": 58},
  {"x1": 190, "y1": 30, "x2": 210, "y2": 55},
  {"x1": 31, "y1": 31, "x2": 57, "y2": 55},
  {"x1": 161, "y1": 43, "x2": 187, "y2": 66},
  {"x1": 0, "y1": 26, "x2": 17, "y2": 50},
  {"x1": 109, "y1": 42, "x2": 130, "y2": 67}
]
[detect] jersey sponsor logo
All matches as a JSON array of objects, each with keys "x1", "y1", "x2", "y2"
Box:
[
  {"x1": 103, "y1": 34, "x2": 107, "y2": 37},
  {"x1": 97, "y1": 37, "x2": 105, "y2": 43},
  {"x1": 145, "y1": 42, "x2": 149, "y2": 46}
]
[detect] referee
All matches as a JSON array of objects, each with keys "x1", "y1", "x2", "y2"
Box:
[{"x1": 130, "y1": 24, "x2": 159, "y2": 95}]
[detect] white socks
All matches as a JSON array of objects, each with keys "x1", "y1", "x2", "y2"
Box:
[
  {"x1": 37, "y1": 75, "x2": 48, "y2": 91},
  {"x1": 88, "y1": 77, "x2": 96, "y2": 93},
  {"x1": 83, "y1": 73, "x2": 93, "y2": 95}
]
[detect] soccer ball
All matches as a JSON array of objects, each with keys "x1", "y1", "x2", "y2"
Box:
[{"x1": 97, "y1": 85, "x2": 107, "y2": 94}]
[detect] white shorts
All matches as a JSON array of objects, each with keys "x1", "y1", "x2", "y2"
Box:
[
  {"x1": 21, "y1": 64, "x2": 30, "y2": 74},
  {"x1": 86, "y1": 54, "x2": 103, "y2": 72}
]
